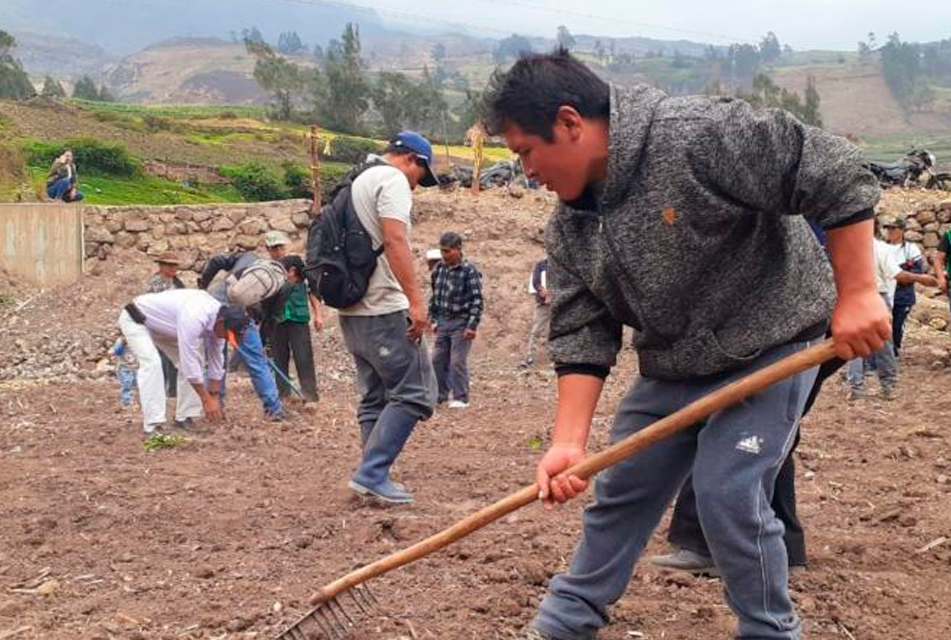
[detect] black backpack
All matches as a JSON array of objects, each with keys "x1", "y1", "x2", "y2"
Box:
[{"x1": 304, "y1": 159, "x2": 388, "y2": 309}]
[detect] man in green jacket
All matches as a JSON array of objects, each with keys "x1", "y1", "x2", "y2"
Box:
[{"x1": 273, "y1": 255, "x2": 322, "y2": 402}]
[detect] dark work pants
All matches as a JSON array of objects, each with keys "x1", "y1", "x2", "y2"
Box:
[
  {"x1": 666, "y1": 354, "x2": 844, "y2": 567},
  {"x1": 892, "y1": 302, "x2": 913, "y2": 355},
  {"x1": 271, "y1": 321, "x2": 319, "y2": 401},
  {"x1": 159, "y1": 351, "x2": 178, "y2": 398}
]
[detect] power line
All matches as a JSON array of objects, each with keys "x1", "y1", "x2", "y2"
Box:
[
  {"x1": 274, "y1": 0, "x2": 514, "y2": 37},
  {"x1": 269, "y1": 0, "x2": 755, "y2": 45},
  {"x1": 469, "y1": 0, "x2": 758, "y2": 44}
]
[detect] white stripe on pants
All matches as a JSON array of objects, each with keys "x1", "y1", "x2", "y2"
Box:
[{"x1": 118, "y1": 310, "x2": 203, "y2": 431}]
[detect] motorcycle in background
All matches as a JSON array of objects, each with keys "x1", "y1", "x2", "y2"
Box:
[{"x1": 868, "y1": 149, "x2": 951, "y2": 191}]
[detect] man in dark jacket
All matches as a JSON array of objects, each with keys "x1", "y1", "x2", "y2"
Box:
[
  {"x1": 198, "y1": 250, "x2": 286, "y2": 420},
  {"x1": 483, "y1": 50, "x2": 890, "y2": 640}
]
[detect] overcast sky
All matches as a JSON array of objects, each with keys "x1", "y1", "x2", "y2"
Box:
[{"x1": 350, "y1": 0, "x2": 951, "y2": 49}]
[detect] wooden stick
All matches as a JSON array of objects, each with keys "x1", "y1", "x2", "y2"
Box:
[
  {"x1": 311, "y1": 340, "x2": 838, "y2": 603},
  {"x1": 310, "y1": 125, "x2": 320, "y2": 213}
]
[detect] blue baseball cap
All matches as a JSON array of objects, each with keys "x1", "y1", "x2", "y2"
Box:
[{"x1": 391, "y1": 131, "x2": 438, "y2": 187}]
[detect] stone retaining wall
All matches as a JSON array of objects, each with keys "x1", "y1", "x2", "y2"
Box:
[
  {"x1": 885, "y1": 197, "x2": 951, "y2": 266},
  {"x1": 82, "y1": 199, "x2": 313, "y2": 272}
]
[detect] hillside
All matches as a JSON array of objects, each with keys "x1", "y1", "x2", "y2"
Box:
[
  {"x1": 774, "y1": 62, "x2": 951, "y2": 138},
  {"x1": 10, "y1": 30, "x2": 117, "y2": 81},
  {"x1": 104, "y1": 39, "x2": 267, "y2": 104},
  {"x1": 0, "y1": 98, "x2": 512, "y2": 204}
]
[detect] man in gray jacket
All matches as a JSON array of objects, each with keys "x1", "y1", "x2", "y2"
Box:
[{"x1": 483, "y1": 50, "x2": 890, "y2": 640}]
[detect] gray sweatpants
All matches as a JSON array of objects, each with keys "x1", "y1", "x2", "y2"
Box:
[
  {"x1": 525, "y1": 303, "x2": 551, "y2": 362},
  {"x1": 534, "y1": 341, "x2": 818, "y2": 640},
  {"x1": 339, "y1": 311, "x2": 437, "y2": 424}
]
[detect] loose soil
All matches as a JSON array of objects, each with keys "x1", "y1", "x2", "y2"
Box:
[{"x1": 1, "y1": 190, "x2": 950, "y2": 640}]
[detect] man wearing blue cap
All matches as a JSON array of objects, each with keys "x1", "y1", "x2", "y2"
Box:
[{"x1": 338, "y1": 131, "x2": 439, "y2": 504}]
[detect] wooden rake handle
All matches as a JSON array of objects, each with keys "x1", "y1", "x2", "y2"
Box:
[{"x1": 314, "y1": 339, "x2": 838, "y2": 603}]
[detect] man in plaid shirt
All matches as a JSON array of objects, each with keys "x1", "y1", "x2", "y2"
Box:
[{"x1": 429, "y1": 232, "x2": 484, "y2": 409}]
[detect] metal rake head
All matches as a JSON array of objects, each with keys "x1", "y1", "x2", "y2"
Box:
[{"x1": 275, "y1": 584, "x2": 380, "y2": 640}]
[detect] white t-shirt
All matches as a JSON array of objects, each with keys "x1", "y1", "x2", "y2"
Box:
[
  {"x1": 338, "y1": 155, "x2": 414, "y2": 316},
  {"x1": 889, "y1": 240, "x2": 923, "y2": 268},
  {"x1": 873, "y1": 238, "x2": 902, "y2": 306}
]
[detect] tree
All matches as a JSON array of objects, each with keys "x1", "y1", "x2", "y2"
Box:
[
  {"x1": 880, "y1": 32, "x2": 922, "y2": 103},
  {"x1": 41, "y1": 76, "x2": 66, "y2": 98},
  {"x1": 594, "y1": 39, "x2": 605, "y2": 64},
  {"x1": 277, "y1": 31, "x2": 306, "y2": 55},
  {"x1": 322, "y1": 23, "x2": 369, "y2": 133},
  {"x1": 371, "y1": 69, "x2": 446, "y2": 137},
  {"x1": 802, "y1": 75, "x2": 822, "y2": 127},
  {"x1": 494, "y1": 34, "x2": 532, "y2": 64},
  {"x1": 242, "y1": 27, "x2": 264, "y2": 44},
  {"x1": 0, "y1": 29, "x2": 35, "y2": 100},
  {"x1": 759, "y1": 32, "x2": 781, "y2": 63},
  {"x1": 98, "y1": 84, "x2": 116, "y2": 102},
  {"x1": 246, "y1": 39, "x2": 304, "y2": 120},
  {"x1": 737, "y1": 72, "x2": 822, "y2": 127},
  {"x1": 431, "y1": 42, "x2": 447, "y2": 64},
  {"x1": 72, "y1": 75, "x2": 101, "y2": 100},
  {"x1": 556, "y1": 25, "x2": 575, "y2": 51}
]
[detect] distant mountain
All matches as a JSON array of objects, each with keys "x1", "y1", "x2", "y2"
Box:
[
  {"x1": 103, "y1": 38, "x2": 267, "y2": 104},
  {"x1": 528, "y1": 34, "x2": 718, "y2": 58},
  {"x1": 1, "y1": 0, "x2": 386, "y2": 55},
  {"x1": 10, "y1": 31, "x2": 117, "y2": 81}
]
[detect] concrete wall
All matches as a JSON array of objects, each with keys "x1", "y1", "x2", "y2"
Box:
[{"x1": 0, "y1": 203, "x2": 84, "y2": 287}]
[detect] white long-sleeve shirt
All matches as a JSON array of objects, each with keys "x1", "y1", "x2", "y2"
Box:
[{"x1": 133, "y1": 289, "x2": 225, "y2": 383}]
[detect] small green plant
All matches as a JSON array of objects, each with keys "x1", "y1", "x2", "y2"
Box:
[
  {"x1": 222, "y1": 162, "x2": 288, "y2": 201},
  {"x1": 143, "y1": 433, "x2": 187, "y2": 452},
  {"x1": 282, "y1": 160, "x2": 312, "y2": 198},
  {"x1": 528, "y1": 435, "x2": 545, "y2": 451}
]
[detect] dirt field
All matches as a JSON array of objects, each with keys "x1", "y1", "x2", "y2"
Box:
[{"x1": 2, "y1": 190, "x2": 951, "y2": 640}]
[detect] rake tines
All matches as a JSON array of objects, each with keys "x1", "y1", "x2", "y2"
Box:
[{"x1": 275, "y1": 584, "x2": 379, "y2": 640}]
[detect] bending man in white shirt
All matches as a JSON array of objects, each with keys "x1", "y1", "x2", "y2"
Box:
[{"x1": 118, "y1": 289, "x2": 249, "y2": 434}]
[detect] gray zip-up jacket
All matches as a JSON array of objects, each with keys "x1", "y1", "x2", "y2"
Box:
[{"x1": 548, "y1": 84, "x2": 881, "y2": 381}]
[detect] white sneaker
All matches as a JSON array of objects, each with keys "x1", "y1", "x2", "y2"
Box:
[{"x1": 447, "y1": 400, "x2": 470, "y2": 409}]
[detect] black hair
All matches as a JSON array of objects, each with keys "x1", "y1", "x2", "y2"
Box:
[
  {"x1": 280, "y1": 255, "x2": 306, "y2": 276},
  {"x1": 481, "y1": 47, "x2": 610, "y2": 141},
  {"x1": 439, "y1": 231, "x2": 463, "y2": 249},
  {"x1": 383, "y1": 143, "x2": 415, "y2": 157}
]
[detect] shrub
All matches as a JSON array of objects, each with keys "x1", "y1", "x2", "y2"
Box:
[
  {"x1": 282, "y1": 160, "x2": 312, "y2": 199},
  {"x1": 323, "y1": 135, "x2": 383, "y2": 164},
  {"x1": 319, "y1": 163, "x2": 352, "y2": 203},
  {"x1": 142, "y1": 114, "x2": 180, "y2": 133},
  {"x1": 20, "y1": 137, "x2": 140, "y2": 177},
  {"x1": 223, "y1": 162, "x2": 288, "y2": 201}
]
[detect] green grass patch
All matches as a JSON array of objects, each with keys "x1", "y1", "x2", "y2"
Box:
[
  {"x1": 70, "y1": 100, "x2": 266, "y2": 120},
  {"x1": 27, "y1": 167, "x2": 244, "y2": 205},
  {"x1": 143, "y1": 433, "x2": 188, "y2": 452},
  {"x1": 21, "y1": 137, "x2": 141, "y2": 177}
]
